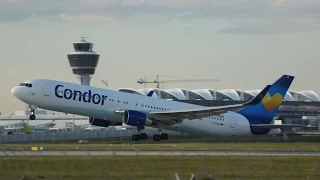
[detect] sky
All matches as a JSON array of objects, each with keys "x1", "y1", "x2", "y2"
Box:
[{"x1": 0, "y1": 0, "x2": 320, "y2": 114}]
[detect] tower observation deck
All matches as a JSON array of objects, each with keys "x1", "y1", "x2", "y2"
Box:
[{"x1": 67, "y1": 37, "x2": 100, "y2": 86}]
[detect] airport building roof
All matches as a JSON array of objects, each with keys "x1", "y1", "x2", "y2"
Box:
[{"x1": 118, "y1": 88, "x2": 320, "y2": 102}]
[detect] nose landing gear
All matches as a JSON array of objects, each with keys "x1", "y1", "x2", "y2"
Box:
[
  {"x1": 29, "y1": 114, "x2": 36, "y2": 120},
  {"x1": 28, "y1": 105, "x2": 36, "y2": 120}
]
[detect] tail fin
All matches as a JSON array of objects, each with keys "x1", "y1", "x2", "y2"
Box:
[
  {"x1": 146, "y1": 90, "x2": 155, "y2": 97},
  {"x1": 237, "y1": 75, "x2": 294, "y2": 124},
  {"x1": 22, "y1": 123, "x2": 33, "y2": 134},
  {"x1": 244, "y1": 85, "x2": 271, "y2": 106}
]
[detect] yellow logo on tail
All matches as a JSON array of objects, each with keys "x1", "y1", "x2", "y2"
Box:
[{"x1": 262, "y1": 93, "x2": 283, "y2": 112}]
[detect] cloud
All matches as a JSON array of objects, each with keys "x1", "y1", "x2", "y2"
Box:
[
  {"x1": 1, "y1": 0, "x2": 320, "y2": 33},
  {"x1": 58, "y1": 13, "x2": 118, "y2": 23}
]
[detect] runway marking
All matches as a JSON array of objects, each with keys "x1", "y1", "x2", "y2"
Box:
[{"x1": 1, "y1": 150, "x2": 320, "y2": 156}]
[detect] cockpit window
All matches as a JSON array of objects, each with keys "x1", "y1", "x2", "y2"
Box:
[{"x1": 19, "y1": 83, "x2": 32, "y2": 87}]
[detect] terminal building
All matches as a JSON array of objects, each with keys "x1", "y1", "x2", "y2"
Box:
[
  {"x1": 118, "y1": 88, "x2": 320, "y2": 101},
  {"x1": 0, "y1": 110, "x2": 118, "y2": 135}
]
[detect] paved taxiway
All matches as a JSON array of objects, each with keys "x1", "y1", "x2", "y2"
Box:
[{"x1": 1, "y1": 150, "x2": 320, "y2": 156}]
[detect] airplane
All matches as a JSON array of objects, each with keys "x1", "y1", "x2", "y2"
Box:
[
  {"x1": 22, "y1": 123, "x2": 33, "y2": 134},
  {"x1": 3, "y1": 122, "x2": 32, "y2": 135},
  {"x1": 11, "y1": 75, "x2": 301, "y2": 141}
]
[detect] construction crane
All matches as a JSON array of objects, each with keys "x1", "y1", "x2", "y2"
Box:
[{"x1": 137, "y1": 74, "x2": 219, "y2": 89}]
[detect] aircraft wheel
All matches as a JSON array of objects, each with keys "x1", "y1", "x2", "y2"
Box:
[
  {"x1": 132, "y1": 135, "x2": 140, "y2": 141},
  {"x1": 153, "y1": 135, "x2": 161, "y2": 141},
  {"x1": 161, "y1": 133, "x2": 168, "y2": 140},
  {"x1": 139, "y1": 133, "x2": 148, "y2": 140},
  {"x1": 29, "y1": 114, "x2": 36, "y2": 120}
]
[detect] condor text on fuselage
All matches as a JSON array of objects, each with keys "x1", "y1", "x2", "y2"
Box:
[{"x1": 55, "y1": 85, "x2": 108, "y2": 105}]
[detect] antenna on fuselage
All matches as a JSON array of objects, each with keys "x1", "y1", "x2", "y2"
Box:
[{"x1": 101, "y1": 80, "x2": 108, "y2": 89}]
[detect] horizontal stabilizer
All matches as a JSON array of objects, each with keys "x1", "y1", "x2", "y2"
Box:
[{"x1": 251, "y1": 124, "x2": 304, "y2": 129}]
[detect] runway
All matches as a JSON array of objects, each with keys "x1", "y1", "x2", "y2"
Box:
[{"x1": 1, "y1": 150, "x2": 320, "y2": 156}]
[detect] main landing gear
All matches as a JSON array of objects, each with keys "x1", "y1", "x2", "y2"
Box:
[
  {"x1": 132, "y1": 133, "x2": 148, "y2": 141},
  {"x1": 132, "y1": 125, "x2": 148, "y2": 141},
  {"x1": 131, "y1": 126, "x2": 169, "y2": 141},
  {"x1": 152, "y1": 125, "x2": 169, "y2": 141},
  {"x1": 152, "y1": 132, "x2": 169, "y2": 141}
]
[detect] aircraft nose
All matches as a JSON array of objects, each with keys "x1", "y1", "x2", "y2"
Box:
[
  {"x1": 11, "y1": 86, "x2": 22, "y2": 98},
  {"x1": 278, "y1": 129, "x2": 282, "y2": 134},
  {"x1": 11, "y1": 87, "x2": 18, "y2": 96}
]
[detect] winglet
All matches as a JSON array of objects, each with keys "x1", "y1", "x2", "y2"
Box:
[
  {"x1": 146, "y1": 90, "x2": 154, "y2": 97},
  {"x1": 245, "y1": 85, "x2": 271, "y2": 106}
]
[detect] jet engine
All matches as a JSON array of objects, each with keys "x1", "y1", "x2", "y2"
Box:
[
  {"x1": 89, "y1": 117, "x2": 122, "y2": 127},
  {"x1": 123, "y1": 110, "x2": 152, "y2": 126}
]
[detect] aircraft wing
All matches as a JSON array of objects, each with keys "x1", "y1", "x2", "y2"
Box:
[
  {"x1": 148, "y1": 85, "x2": 271, "y2": 122},
  {"x1": 250, "y1": 124, "x2": 304, "y2": 129}
]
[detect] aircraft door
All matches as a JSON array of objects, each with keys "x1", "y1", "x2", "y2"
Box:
[
  {"x1": 44, "y1": 84, "x2": 51, "y2": 96},
  {"x1": 230, "y1": 117, "x2": 236, "y2": 128}
]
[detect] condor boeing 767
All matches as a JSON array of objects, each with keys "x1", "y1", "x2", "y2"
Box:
[{"x1": 11, "y1": 75, "x2": 297, "y2": 141}]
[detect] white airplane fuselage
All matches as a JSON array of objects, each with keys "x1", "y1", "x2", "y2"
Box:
[{"x1": 11, "y1": 79, "x2": 280, "y2": 137}]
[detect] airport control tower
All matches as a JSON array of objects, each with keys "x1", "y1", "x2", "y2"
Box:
[{"x1": 67, "y1": 37, "x2": 100, "y2": 86}]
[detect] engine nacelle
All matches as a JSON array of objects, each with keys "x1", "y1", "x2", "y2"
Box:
[
  {"x1": 123, "y1": 110, "x2": 152, "y2": 126},
  {"x1": 266, "y1": 128, "x2": 282, "y2": 135},
  {"x1": 89, "y1": 117, "x2": 122, "y2": 127}
]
